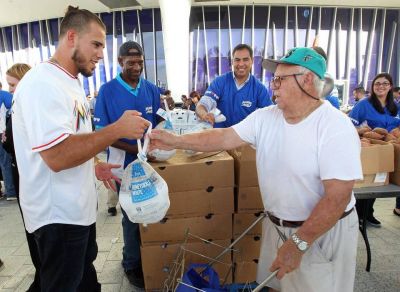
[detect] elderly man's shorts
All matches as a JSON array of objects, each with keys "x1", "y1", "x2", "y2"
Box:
[{"x1": 256, "y1": 210, "x2": 359, "y2": 292}]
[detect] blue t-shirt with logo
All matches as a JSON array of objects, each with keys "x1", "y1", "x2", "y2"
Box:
[
  {"x1": 94, "y1": 75, "x2": 160, "y2": 167},
  {"x1": 202, "y1": 72, "x2": 272, "y2": 128},
  {"x1": 349, "y1": 98, "x2": 400, "y2": 131}
]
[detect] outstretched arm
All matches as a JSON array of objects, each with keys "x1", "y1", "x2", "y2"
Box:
[{"x1": 149, "y1": 127, "x2": 247, "y2": 152}]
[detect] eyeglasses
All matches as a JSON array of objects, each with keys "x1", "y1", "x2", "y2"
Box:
[
  {"x1": 373, "y1": 82, "x2": 391, "y2": 87},
  {"x1": 270, "y1": 73, "x2": 304, "y2": 89}
]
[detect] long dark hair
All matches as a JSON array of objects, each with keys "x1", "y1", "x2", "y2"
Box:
[{"x1": 368, "y1": 73, "x2": 397, "y2": 116}]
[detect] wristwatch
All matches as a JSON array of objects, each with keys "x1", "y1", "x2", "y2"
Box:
[{"x1": 291, "y1": 233, "x2": 309, "y2": 252}]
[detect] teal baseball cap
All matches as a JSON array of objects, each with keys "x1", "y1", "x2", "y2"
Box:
[{"x1": 262, "y1": 47, "x2": 326, "y2": 80}]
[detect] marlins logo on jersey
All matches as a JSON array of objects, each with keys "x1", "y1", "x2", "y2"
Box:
[{"x1": 73, "y1": 99, "x2": 91, "y2": 131}]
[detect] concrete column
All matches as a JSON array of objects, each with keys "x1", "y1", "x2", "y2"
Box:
[{"x1": 159, "y1": 0, "x2": 191, "y2": 100}]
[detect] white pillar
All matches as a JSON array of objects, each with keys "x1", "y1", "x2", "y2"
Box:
[{"x1": 159, "y1": 0, "x2": 191, "y2": 100}]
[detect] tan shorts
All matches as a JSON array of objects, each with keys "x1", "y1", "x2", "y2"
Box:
[{"x1": 256, "y1": 210, "x2": 359, "y2": 292}]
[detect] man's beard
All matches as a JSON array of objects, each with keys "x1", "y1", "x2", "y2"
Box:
[{"x1": 72, "y1": 48, "x2": 93, "y2": 77}]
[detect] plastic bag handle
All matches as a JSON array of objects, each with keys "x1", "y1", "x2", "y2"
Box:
[
  {"x1": 137, "y1": 122, "x2": 152, "y2": 161},
  {"x1": 184, "y1": 263, "x2": 221, "y2": 289}
]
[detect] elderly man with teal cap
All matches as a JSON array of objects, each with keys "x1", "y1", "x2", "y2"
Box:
[{"x1": 149, "y1": 47, "x2": 362, "y2": 292}]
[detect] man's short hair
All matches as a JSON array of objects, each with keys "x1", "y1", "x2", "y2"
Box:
[
  {"x1": 232, "y1": 44, "x2": 253, "y2": 59},
  {"x1": 394, "y1": 87, "x2": 400, "y2": 92},
  {"x1": 59, "y1": 6, "x2": 105, "y2": 37},
  {"x1": 312, "y1": 46, "x2": 328, "y2": 61},
  {"x1": 119, "y1": 41, "x2": 144, "y2": 57},
  {"x1": 353, "y1": 86, "x2": 365, "y2": 94}
]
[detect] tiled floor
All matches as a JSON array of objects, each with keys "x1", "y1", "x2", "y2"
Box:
[{"x1": 0, "y1": 185, "x2": 399, "y2": 291}]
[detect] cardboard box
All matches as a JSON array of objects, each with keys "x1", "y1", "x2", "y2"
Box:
[
  {"x1": 150, "y1": 151, "x2": 234, "y2": 193},
  {"x1": 236, "y1": 186, "x2": 263, "y2": 213},
  {"x1": 355, "y1": 140, "x2": 394, "y2": 188},
  {"x1": 390, "y1": 143, "x2": 400, "y2": 185},
  {"x1": 234, "y1": 261, "x2": 258, "y2": 284},
  {"x1": 232, "y1": 236, "x2": 261, "y2": 262},
  {"x1": 229, "y1": 146, "x2": 258, "y2": 187},
  {"x1": 140, "y1": 214, "x2": 232, "y2": 246},
  {"x1": 141, "y1": 240, "x2": 232, "y2": 290},
  {"x1": 167, "y1": 187, "x2": 234, "y2": 218},
  {"x1": 233, "y1": 213, "x2": 264, "y2": 238},
  {"x1": 354, "y1": 173, "x2": 390, "y2": 188}
]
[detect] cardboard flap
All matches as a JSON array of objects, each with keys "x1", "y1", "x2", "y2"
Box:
[{"x1": 228, "y1": 145, "x2": 256, "y2": 162}]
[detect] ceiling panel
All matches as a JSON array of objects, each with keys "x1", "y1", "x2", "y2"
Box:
[{"x1": 0, "y1": 0, "x2": 399, "y2": 27}]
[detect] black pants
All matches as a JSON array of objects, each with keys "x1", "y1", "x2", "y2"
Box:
[
  {"x1": 355, "y1": 198, "x2": 376, "y2": 220},
  {"x1": 33, "y1": 223, "x2": 101, "y2": 292}
]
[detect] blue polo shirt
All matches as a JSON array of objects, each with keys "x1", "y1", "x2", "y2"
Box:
[
  {"x1": 199, "y1": 72, "x2": 272, "y2": 128},
  {"x1": 94, "y1": 75, "x2": 161, "y2": 167},
  {"x1": 349, "y1": 98, "x2": 400, "y2": 131},
  {"x1": 0, "y1": 90, "x2": 13, "y2": 109},
  {"x1": 325, "y1": 88, "x2": 340, "y2": 109}
]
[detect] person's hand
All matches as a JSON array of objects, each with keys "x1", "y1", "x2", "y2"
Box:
[
  {"x1": 199, "y1": 112, "x2": 215, "y2": 125},
  {"x1": 1, "y1": 132, "x2": 6, "y2": 143},
  {"x1": 148, "y1": 129, "x2": 178, "y2": 151},
  {"x1": 95, "y1": 162, "x2": 121, "y2": 192},
  {"x1": 115, "y1": 110, "x2": 150, "y2": 139},
  {"x1": 146, "y1": 153, "x2": 157, "y2": 162},
  {"x1": 269, "y1": 239, "x2": 304, "y2": 280}
]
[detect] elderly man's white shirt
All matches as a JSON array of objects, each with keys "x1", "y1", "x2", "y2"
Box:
[{"x1": 232, "y1": 101, "x2": 363, "y2": 221}]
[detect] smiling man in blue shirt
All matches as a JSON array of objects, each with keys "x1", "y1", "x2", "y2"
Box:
[
  {"x1": 94, "y1": 41, "x2": 160, "y2": 288},
  {"x1": 196, "y1": 43, "x2": 272, "y2": 128}
]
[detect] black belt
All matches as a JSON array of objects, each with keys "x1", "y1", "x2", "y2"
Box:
[{"x1": 267, "y1": 208, "x2": 354, "y2": 228}]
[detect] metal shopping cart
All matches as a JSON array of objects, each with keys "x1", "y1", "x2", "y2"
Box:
[{"x1": 162, "y1": 212, "x2": 282, "y2": 292}]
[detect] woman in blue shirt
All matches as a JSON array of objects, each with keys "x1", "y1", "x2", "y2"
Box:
[
  {"x1": 349, "y1": 72, "x2": 398, "y2": 227},
  {"x1": 350, "y1": 73, "x2": 400, "y2": 131}
]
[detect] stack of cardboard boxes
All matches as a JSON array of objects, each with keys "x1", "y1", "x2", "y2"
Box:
[
  {"x1": 229, "y1": 146, "x2": 264, "y2": 283},
  {"x1": 139, "y1": 151, "x2": 235, "y2": 290}
]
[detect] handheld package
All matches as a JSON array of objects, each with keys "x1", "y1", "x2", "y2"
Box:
[
  {"x1": 148, "y1": 99, "x2": 177, "y2": 161},
  {"x1": 119, "y1": 124, "x2": 170, "y2": 224}
]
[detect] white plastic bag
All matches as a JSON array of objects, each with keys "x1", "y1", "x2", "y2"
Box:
[
  {"x1": 119, "y1": 124, "x2": 170, "y2": 224},
  {"x1": 148, "y1": 100, "x2": 177, "y2": 161}
]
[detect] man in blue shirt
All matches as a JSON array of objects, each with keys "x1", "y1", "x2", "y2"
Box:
[
  {"x1": 94, "y1": 41, "x2": 160, "y2": 288},
  {"x1": 320, "y1": 72, "x2": 340, "y2": 109},
  {"x1": 196, "y1": 44, "x2": 272, "y2": 128},
  {"x1": 325, "y1": 87, "x2": 340, "y2": 109},
  {"x1": 353, "y1": 86, "x2": 366, "y2": 104}
]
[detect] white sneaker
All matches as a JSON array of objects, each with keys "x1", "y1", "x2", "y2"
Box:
[{"x1": 6, "y1": 196, "x2": 17, "y2": 201}]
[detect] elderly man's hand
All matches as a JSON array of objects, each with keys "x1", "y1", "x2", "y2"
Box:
[
  {"x1": 269, "y1": 239, "x2": 304, "y2": 280},
  {"x1": 199, "y1": 113, "x2": 215, "y2": 125},
  {"x1": 148, "y1": 129, "x2": 178, "y2": 151},
  {"x1": 95, "y1": 162, "x2": 121, "y2": 192}
]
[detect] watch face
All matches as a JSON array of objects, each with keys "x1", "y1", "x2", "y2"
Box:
[{"x1": 298, "y1": 241, "x2": 308, "y2": 251}]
